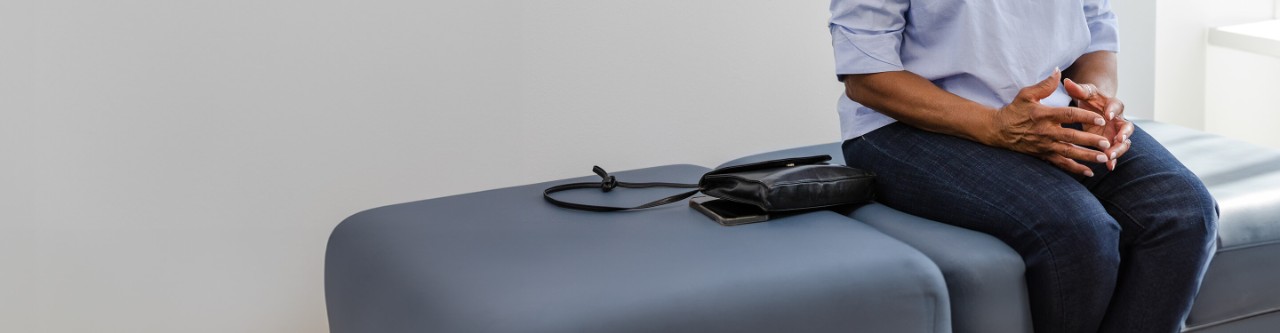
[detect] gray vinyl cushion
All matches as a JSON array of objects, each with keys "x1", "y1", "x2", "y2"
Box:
[
  {"x1": 717, "y1": 120, "x2": 1280, "y2": 333},
  {"x1": 1138, "y1": 120, "x2": 1280, "y2": 250},
  {"x1": 326, "y1": 164, "x2": 953, "y2": 333},
  {"x1": 854, "y1": 204, "x2": 1034, "y2": 333},
  {"x1": 1137, "y1": 121, "x2": 1280, "y2": 331},
  {"x1": 1188, "y1": 310, "x2": 1280, "y2": 333},
  {"x1": 721, "y1": 144, "x2": 1034, "y2": 333}
]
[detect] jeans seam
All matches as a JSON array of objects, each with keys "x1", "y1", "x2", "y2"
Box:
[
  {"x1": 1098, "y1": 196, "x2": 1147, "y2": 232},
  {"x1": 860, "y1": 131, "x2": 1070, "y2": 324},
  {"x1": 1095, "y1": 174, "x2": 1169, "y2": 232}
]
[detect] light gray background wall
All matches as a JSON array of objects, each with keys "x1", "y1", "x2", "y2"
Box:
[
  {"x1": 1199, "y1": 0, "x2": 1280, "y2": 148},
  {"x1": 1, "y1": 1, "x2": 1265, "y2": 332},
  {"x1": 1207, "y1": 45, "x2": 1280, "y2": 148},
  {"x1": 1152, "y1": 0, "x2": 1276, "y2": 131},
  {"x1": 1112, "y1": 0, "x2": 1156, "y2": 120},
  {"x1": 3, "y1": 2, "x2": 838, "y2": 332}
]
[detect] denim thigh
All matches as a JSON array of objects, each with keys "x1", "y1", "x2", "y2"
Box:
[{"x1": 842, "y1": 122, "x2": 1121, "y2": 333}]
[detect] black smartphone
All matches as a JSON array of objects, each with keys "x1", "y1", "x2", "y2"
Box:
[{"x1": 689, "y1": 196, "x2": 769, "y2": 226}]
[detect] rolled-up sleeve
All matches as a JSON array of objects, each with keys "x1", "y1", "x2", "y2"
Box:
[
  {"x1": 829, "y1": 0, "x2": 909, "y2": 79},
  {"x1": 1083, "y1": 0, "x2": 1119, "y2": 53}
]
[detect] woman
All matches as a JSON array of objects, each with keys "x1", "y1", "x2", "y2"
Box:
[{"x1": 829, "y1": 1, "x2": 1217, "y2": 333}]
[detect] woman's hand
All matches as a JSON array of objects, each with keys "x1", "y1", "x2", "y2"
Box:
[
  {"x1": 982, "y1": 69, "x2": 1111, "y2": 177},
  {"x1": 1064, "y1": 78, "x2": 1133, "y2": 171}
]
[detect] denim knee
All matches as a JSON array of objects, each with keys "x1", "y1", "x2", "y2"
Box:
[
  {"x1": 1019, "y1": 213, "x2": 1121, "y2": 333},
  {"x1": 1135, "y1": 172, "x2": 1219, "y2": 252},
  {"x1": 1018, "y1": 210, "x2": 1122, "y2": 274},
  {"x1": 1154, "y1": 188, "x2": 1218, "y2": 253},
  {"x1": 1049, "y1": 215, "x2": 1122, "y2": 269}
]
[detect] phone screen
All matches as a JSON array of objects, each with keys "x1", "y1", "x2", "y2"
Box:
[{"x1": 690, "y1": 196, "x2": 768, "y2": 226}]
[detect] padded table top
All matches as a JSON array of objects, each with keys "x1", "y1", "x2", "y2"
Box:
[
  {"x1": 326, "y1": 164, "x2": 951, "y2": 333},
  {"x1": 718, "y1": 120, "x2": 1280, "y2": 332}
]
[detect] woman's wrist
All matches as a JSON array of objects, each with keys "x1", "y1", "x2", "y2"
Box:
[
  {"x1": 954, "y1": 105, "x2": 1003, "y2": 146},
  {"x1": 1063, "y1": 51, "x2": 1118, "y2": 96}
]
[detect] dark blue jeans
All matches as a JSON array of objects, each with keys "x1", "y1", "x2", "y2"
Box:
[{"x1": 842, "y1": 122, "x2": 1218, "y2": 333}]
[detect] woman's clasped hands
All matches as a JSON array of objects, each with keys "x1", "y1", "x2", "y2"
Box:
[{"x1": 981, "y1": 68, "x2": 1131, "y2": 177}]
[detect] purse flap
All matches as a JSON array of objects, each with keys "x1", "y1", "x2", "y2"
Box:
[
  {"x1": 706, "y1": 155, "x2": 832, "y2": 176},
  {"x1": 699, "y1": 155, "x2": 875, "y2": 211}
]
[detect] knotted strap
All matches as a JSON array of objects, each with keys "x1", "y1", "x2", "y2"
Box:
[{"x1": 542, "y1": 166, "x2": 700, "y2": 212}]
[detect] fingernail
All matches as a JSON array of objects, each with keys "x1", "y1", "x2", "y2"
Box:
[
  {"x1": 1108, "y1": 112, "x2": 1115, "y2": 120},
  {"x1": 1094, "y1": 118, "x2": 1106, "y2": 126},
  {"x1": 1054, "y1": 66, "x2": 1061, "y2": 73},
  {"x1": 1096, "y1": 154, "x2": 1108, "y2": 163},
  {"x1": 1121, "y1": 134, "x2": 1127, "y2": 142},
  {"x1": 1099, "y1": 140, "x2": 1111, "y2": 149},
  {"x1": 1111, "y1": 151, "x2": 1117, "y2": 159},
  {"x1": 1085, "y1": 170, "x2": 1095, "y2": 177}
]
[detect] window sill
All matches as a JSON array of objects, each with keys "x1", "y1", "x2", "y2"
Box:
[{"x1": 1209, "y1": 20, "x2": 1280, "y2": 59}]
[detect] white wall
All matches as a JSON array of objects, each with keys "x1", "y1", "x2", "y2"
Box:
[
  {"x1": 1202, "y1": 1, "x2": 1280, "y2": 149},
  {"x1": 1206, "y1": 45, "x2": 1280, "y2": 149},
  {"x1": 1, "y1": 1, "x2": 838, "y2": 332},
  {"x1": 1152, "y1": 0, "x2": 1276, "y2": 130},
  {"x1": 1113, "y1": 0, "x2": 1157, "y2": 119}
]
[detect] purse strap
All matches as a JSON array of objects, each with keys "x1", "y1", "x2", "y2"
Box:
[{"x1": 542, "y1": 166, "x2": 700, "y2": 212}]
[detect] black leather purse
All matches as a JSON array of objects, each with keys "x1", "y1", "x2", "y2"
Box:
[{"x1": 543, "y1": 155, "x2": 875, "y2": 213}]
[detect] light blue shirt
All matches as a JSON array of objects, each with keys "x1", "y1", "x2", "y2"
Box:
[{"x1": 829, "y1": 0, "x2": 1119, "y2": 140}]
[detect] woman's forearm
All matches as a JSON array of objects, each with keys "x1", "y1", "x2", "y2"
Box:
[
  {"x1": 842, "y1": 71, "x2": 999, "y2": 145},
  {"x1": 845, "y1": 69, "x2": 1111, "y2": 176},
  {"x1": 1063, "y1": 51, "x2": 1118, "y2": 96}
]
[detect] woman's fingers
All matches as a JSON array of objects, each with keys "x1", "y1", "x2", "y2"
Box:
[
  {"x1": 1100, "y1": 116, "x2": 1133, "y2": 152},
  {"x1": 1063, "y1": 78, "x2": 1097, "y2": 101},
  {"x1": 1019, "y1": 68, "x2": 1062, "y2": 102},
  {"x1": 1049, "y1": 127, "x2": 1111, "y2": 150},
  {"x1": 1043, "y1": 153, "x2": 1095, "y2": 177},
  {"x1": 1105, "y1": 99, "x2": 1123, "y2": 120},
  {"x1": 1114, "y1": 118, "x2": 1134, "y2": 144},
  {"x1": 1100, "y1": 116, "x2": 1134, "y2": 169},
  {"x1": 1040, "y1": 106, "x2": 1106, "y2": 126},
  {"x1": 1105, "y1": 138, "x2": 1131, "y2": 171},
  {"x1": 1050, "y1": 142, "x2": 1110, "y2": 165}
]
